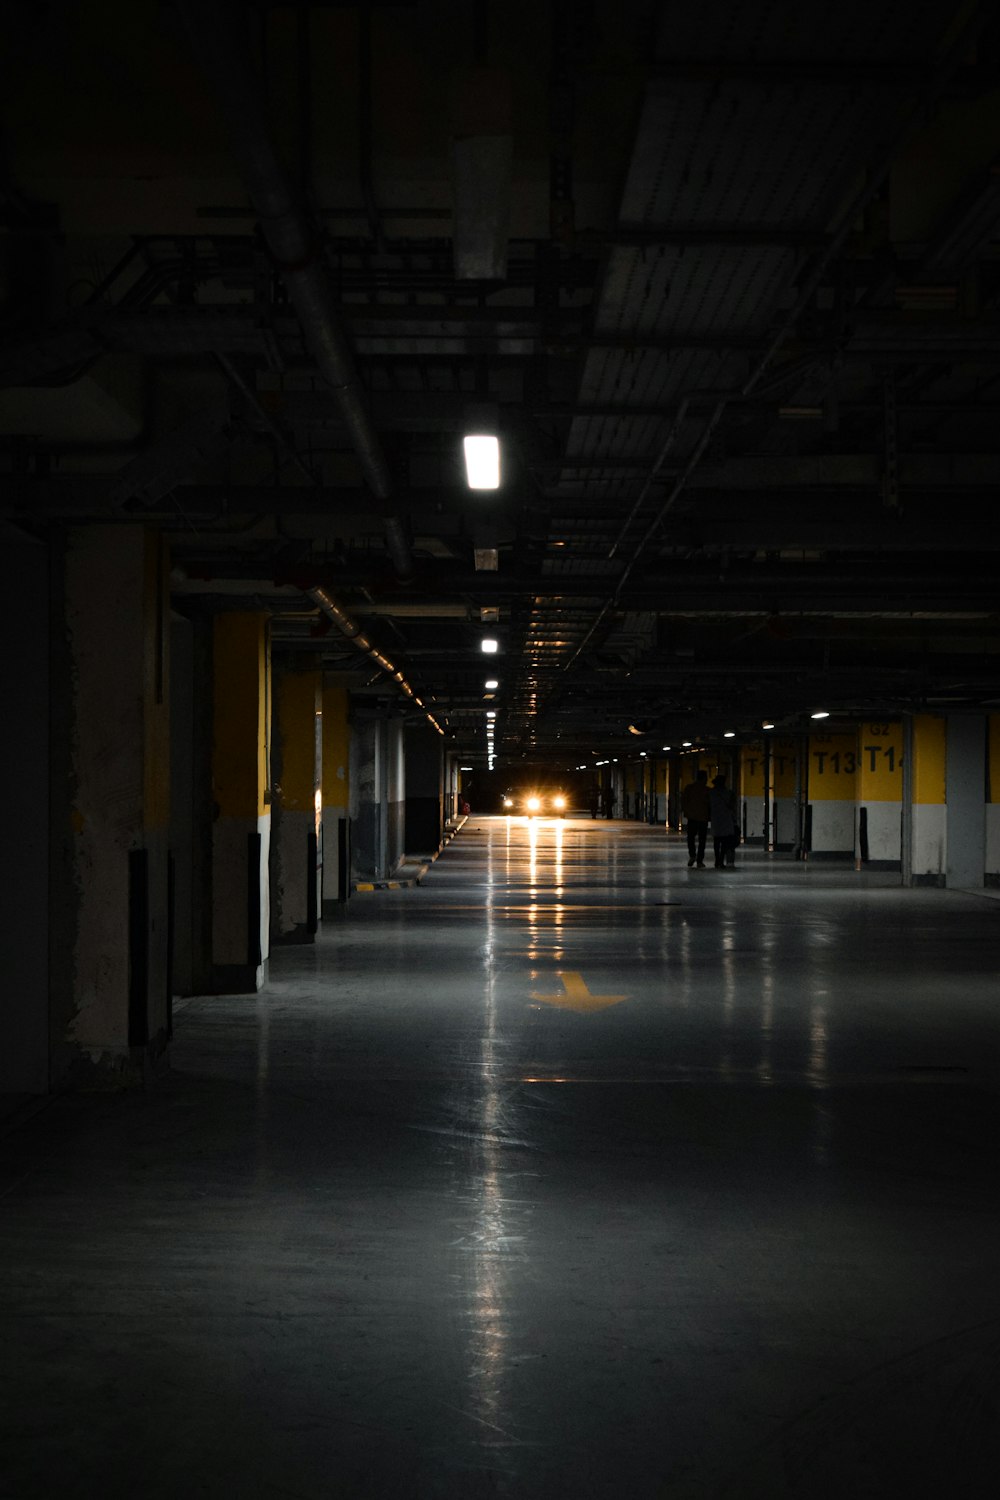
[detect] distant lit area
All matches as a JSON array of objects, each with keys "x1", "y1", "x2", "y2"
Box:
[{"x1": 503, "y1": 788, "x2": 568, "y2": 818}]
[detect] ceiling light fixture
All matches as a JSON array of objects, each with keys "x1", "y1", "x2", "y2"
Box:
[
  {"x1": 481, "y1": 638, "x2": 499, "y2": 654},
  {"x1": 810, "y1": 710, "x2": 830, "y2": 720},
  {"x1": 463, "y1": 435, "x2": 500, "y2": 490},
  {"x1": 723, "y1": 731, "x2": 736, "y2": 739},
  {"x1": 762, "y1": 721, "x2": 775, "y2": 730},
  {"x1": 484, "y1": 678, "x2": 499, "y2": 690}
]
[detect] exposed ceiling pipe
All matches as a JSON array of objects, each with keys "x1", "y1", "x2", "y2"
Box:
[
  {"x1": 308, "y1": 585, "x2": 443, "y2": 735},
  {"x1": 174, "y1": 0, "x2": 412, "y2": 580}
]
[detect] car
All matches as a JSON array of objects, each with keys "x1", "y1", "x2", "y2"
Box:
[{"x1": 502, "y1": 789, "x2": 568, "y2": 817}]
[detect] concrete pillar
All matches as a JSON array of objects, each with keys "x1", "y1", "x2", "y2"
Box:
[
  {"x1": 987, "y1": 715, "x2": 1000, "y2": 886},
  {"x1": 740, "y1": 741, "x2": 765, "y2": 844},
  {"x1": 320, "y1": 676, "x2": 350, "y2": 916},
  {"x1": 50, "y1": 525, "x2": 170, "y2": 1085},
  {"x1": 169, "y1": 616, "x2": 195, "y2": 996},
  {"x1": 386, "y1": 718, "x2": 405, "y2": 870},
  {"x1": 908, "y1": 714, "x2": 947, "y2": 885},
  {"x1": 270, "y1": 658, "x2": 321, "y2": 945},
  {"x1": 211, "y1": 613, "x2": 270, "y2": 991},
  {"x1": 445, "y1": 751, "x2": 461, "y2": 823},
  {"x1": 350, "y1": 711, "x2": 385, "y2": 883},
  {"x1": 772, "y1": 736, "x2": 798, "y2": 849},
  {"x1": 806, "y1": 732, "x2": 857, "y2": 859},
  {"x1": 0, "y1": 535, "x2": 50, "y2": 1095},
  {"x1": 405, "y1": 722, "x2": 444, "y2": 854},
  {"x1": 945, "y1": 715, "x2": 986, "y2": 889},
  {"x1": 856, "y1": 720, "x2": 903, "y2": 869}
]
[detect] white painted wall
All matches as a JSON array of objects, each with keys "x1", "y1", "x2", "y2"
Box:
[
  {"x1": 774, "y1": 797, "x2": 798, "y2": 848},
  {"x1": 986, "y1": 804, "x2": 1000, "y2": 878},
  {"x1": 860, "y1": 801, "x2": 901, "y2": 864},
  {"x1": 742, "y1": 795, "x2": 765, "y2": 842},
  {"x1": 211, "y1": 812, "x2": 270, "y2": 987},
  {"x1": 911, "y1": 804, "x2": 946, "y2": 879},
  {"x1": 810, "y1": 801, "x2": 854, "y2": 855}
]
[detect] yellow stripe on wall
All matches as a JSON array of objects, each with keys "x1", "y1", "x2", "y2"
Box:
[
  {"x1": 808, "y1": 734, "x2": 857, "y2": 801},
  {"x1": 213, "y1": 613, "x2": 269, "y2": 819},
  {"x1": 277, "y1": 668, "x2": 320, "y2": 811},
  {"x1": 912, "y1": 714, "x2": 946, "y2": 805}
]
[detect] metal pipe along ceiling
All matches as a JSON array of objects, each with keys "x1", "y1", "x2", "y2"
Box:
[
  {"x1": 308, "y1": 587, "x2": 443, "y2": 735},
  {"x1": 174, "y1": 0, "x2": 412, "y2": 581}
]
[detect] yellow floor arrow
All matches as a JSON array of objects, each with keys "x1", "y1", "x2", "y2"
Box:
[{"x1": 531, "y1": 971, "x2": 628, "y2": 1014}]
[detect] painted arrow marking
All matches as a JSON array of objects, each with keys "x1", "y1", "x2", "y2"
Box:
[{"x1": 531, "y1": 971, "x2": 628, "y2": 1014}]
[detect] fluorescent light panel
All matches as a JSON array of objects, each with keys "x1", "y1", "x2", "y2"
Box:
[{"x1": 463, "y1": 435, "x2": 500, "y2": 489}]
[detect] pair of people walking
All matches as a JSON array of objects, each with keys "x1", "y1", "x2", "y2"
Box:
[{"x1": 680, "y1": 770, "x2": 739, "y2": 868}]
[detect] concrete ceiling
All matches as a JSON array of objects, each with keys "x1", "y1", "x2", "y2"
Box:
[{"x1": 3, "y1": 0, "x2": 1000, "y2": 766}]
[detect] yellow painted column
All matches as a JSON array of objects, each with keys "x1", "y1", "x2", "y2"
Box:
[
  {"x1": 772, "y1": 736, "x2": 798, "y2": 848},
  {"x1": 740, "y1": 741, "x2": 765, "y2": 843},
  {"x1": 857, "y1": 719, "x2": 903, "y2": 866},
  {"x1": 984, "y1": 715, "x2": 1000, "y2": 882},
  {"x1": 321, "y1": 677, "x2": 351, "y2": 911},
  {"x1": 910, "y1": 714, "x2": 946, "y2": 884},
  {"x1": 59, "y1": 526, "x2": 172, "y2": 1081},
  {"x1": 212, "y1": 613, "x2": 270, "y2": 989},
  {"x1": 271, "y1": 661, "x2": 321, "y2": 944},
  {"x1": 807, "y1": 733, "x2": 857, "y2": 857}
]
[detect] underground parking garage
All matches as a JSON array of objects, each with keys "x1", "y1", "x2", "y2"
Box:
[{"x1": 2, "y1": 2, "x2": 1000, "y2": 1494}]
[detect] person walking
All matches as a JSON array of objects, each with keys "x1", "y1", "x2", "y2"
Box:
[
  {"x1": 681, "y1": 769, "x2": 711, "y2": 867},
  {"x1": 709, "y1": 774, "x2": 739, "y2": 868}
]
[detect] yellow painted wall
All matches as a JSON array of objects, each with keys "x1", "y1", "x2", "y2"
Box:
[
  {"x1": 740, "y1": 742, "x2": 765, "y2": 797},
  {"x1": 808, "y1": 733, "x2": 857, "y2": 801},
  {"x1": 772, "y1": 737, "x2": 797, "y2": 797},
  {"x1": 912, "y1": 715, "x2": 946, "y2": 804},
  {"x1": 857, "y1": 720, "x2": 904, "y2": 801},
  {"x1": 321, "y1": 679, "x2": 350, "y2": 810},
  {"x1": 213, "y1": 613, "x2": 269, "y2": 819},
  {"x1": 277, "y1": 669, "x2": 321, "y2": 811}
]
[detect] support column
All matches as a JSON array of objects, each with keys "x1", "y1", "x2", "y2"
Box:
[
  {"x1": 740, "y1": 741, "x2": 765, "y2": 844},
  {"x1": 806, "y1": 732, "x2": 856, "y2": 860},
  {"x1": 909, "y1": 714, "x2": 946, "y2": 886},
  {"x1": 405, "y1": 721, "x2": 444, "y2": 854},
  {"x1": 321, "y1": 676, "x2": 350, "y2": 916},
  {"x1": 51, "y1": 525, "x2": 170, "y2": 1085},
  {"x1": 386, "y1": 718, "x2": 405, "y2": 871},
  {"x1": 350, "y1": 710, "x2": 385, "y2": 883},
  {"x1": 211, "y1": 613, "x2": 270, "y2": 991},
  {"x1": 270, "y1": 658, "x2": 320, "y2": 945},
  {"x1": 987, "y1": 716, "x2": 1000, "y2": 886},
  {"x1": 945, "y1": 715, "x2": 985, "y2": 890},
  {"x1": 0, "y1": 536, "x2": 49, "y2": 1095},
  {"x1": 856, "y1": 720, "x2": 903, "y2": 870},
  {"x1": 772, "y1": 737, "x2": 798, "y2": 849}
]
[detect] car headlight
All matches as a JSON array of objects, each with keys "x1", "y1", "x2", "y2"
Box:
[
  {"x1": 553, "y1": 795, "x2": 566, "y2": 810},
  {"x1": 503, "y1": 797, "x2": 513, "y2": 808},
  {"x1": 526, "y1": 795, "x2": 541, "y2": 812}
]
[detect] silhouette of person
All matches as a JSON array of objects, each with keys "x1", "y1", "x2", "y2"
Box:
[
  {"x1": 709, "y1": 774, "x2": 739, "y2": 868},
  {"x1": 681, "y1": 769, "x2": 711, "y2": 867}
]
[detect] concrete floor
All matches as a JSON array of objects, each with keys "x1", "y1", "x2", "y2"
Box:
[{"x1": 3, "y1": 817, "x2": 1000, "y2": 1498}]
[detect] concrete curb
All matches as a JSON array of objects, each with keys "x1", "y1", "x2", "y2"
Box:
[{"x1": 351, "y1": 817, "x2": 468, "y2": 893}]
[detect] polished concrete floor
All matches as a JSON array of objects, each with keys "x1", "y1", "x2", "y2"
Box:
[{"x1": 3, "y1": 817, "x2": 1000, "y2": 1498}]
